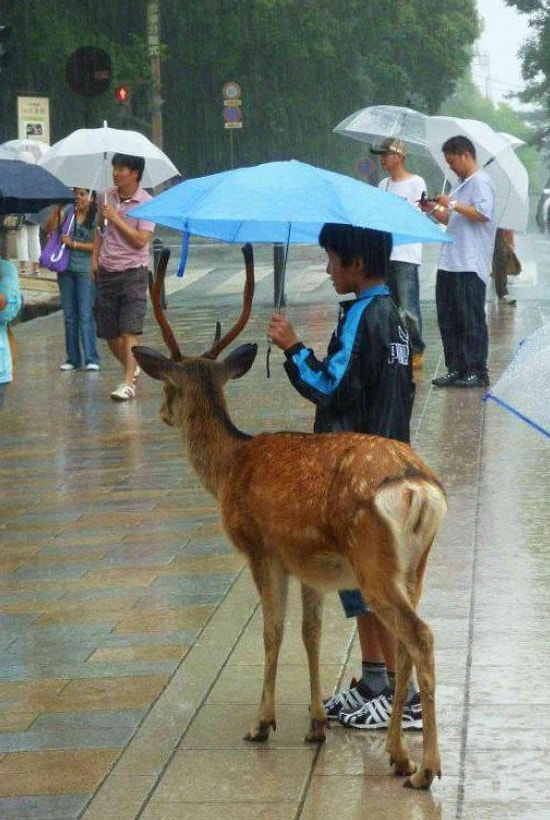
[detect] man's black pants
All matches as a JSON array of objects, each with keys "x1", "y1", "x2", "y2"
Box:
[{"x1": 435, "y1": 270, "x2": 488, "y2": 378}]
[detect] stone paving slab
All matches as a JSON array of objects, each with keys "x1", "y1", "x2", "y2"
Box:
[{"x1": 1, "y1": 236, "x2": 549, "y2": 818}]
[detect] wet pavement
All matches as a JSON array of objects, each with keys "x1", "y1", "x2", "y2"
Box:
[{"x1": 1, "y1": 232, "x2": 549, "y2": 819}]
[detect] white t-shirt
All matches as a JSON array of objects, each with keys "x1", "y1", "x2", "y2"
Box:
[
  {"x1": 379, "y1": 174, "x2": 425, "y2": 265},
  {"x1": 438, "y1": 170, "x2": 496, "y2": 284}
]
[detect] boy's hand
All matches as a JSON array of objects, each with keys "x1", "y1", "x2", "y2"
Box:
[{"x1": 267, "y1": 312, "x2": 299, "y2": 351}]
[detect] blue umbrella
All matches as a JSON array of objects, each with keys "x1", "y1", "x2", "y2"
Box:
[
  {"x1": 0, "y1": 158, "x2": 74, "y2": 214},
  {"x1": 129, "y1": 159, "x2": 449, "y2": 247}
]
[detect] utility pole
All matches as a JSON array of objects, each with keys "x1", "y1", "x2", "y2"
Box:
[
  {"x1": 147, "y1": 0, "x2": 163, "y2": 148},
  {"x1": 476, "y1": 50, "x2": 491, "y2": 100}
]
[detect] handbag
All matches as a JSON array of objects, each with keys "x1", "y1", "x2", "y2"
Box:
[
  {"x1": 39, "y1": 208, "x2": 75, "y2": 273},
  {"x1": 504, "y1": 243, "x2": 522, "y2": 276}
]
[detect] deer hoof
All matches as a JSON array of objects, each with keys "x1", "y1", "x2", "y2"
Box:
[
  {"x1": 403, "y1": 767, "x2": 439, "y2": 790},
  {"x1": 304, "y1": 719, "x2": 327, "y2": 744},
  {"x1": 243, "y1": 720, "x2": 276, "y2": 743},
  {"x1": 392, "y1": 757, "x2": 417, "y2": 778}
]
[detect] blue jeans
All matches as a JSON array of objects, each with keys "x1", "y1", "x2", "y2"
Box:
[
  {"x1": 436, "y1": 270, "x2": 488, "y2": 378},
  {"x1": 339, "y1": 588, "x2": 369, "y2": 617},
  {"x1": 387, "y1": 261, "x2": 425, "y2": 354},
  {"x1": 57, "y1": 270, "x2": 99, "y2": 367}
]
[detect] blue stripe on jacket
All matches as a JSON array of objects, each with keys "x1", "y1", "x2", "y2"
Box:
[{"x1": 289, "y1": 284, "x2": 390, "y2": 396}]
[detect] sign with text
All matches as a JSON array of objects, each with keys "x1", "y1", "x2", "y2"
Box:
[{"x1": 17, "y1": 96, "x2": 50, "y2": 143}]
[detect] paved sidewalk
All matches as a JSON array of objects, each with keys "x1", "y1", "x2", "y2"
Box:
[{"x1": 1, "y1": 237, "x2": 549, "y2": 819}]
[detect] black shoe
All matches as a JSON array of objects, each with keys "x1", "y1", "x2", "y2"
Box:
[
  {"x1": 431, "y1": 370, "x2": 462, "y2": 387},
  {"x1": 453, "y1": 373, "x2": 489, "y2": 389}
]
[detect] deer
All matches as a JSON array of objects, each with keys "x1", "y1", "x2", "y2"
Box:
[{"x1": 132, "y1": 245, "x2": 447, "y2": 790}]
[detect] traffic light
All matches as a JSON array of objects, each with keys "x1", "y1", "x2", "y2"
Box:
[
  {"x1": 114, "y1": 84, "x2": 131, "y2": 104},
  {"x1": 0, "y1": 25, "x2": 12, "y2": 69},
  {"x1": 66, "y1": 46, "x2": 112, "y2": 97}
]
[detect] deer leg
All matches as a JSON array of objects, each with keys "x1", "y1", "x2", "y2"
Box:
[
  {"x1": 400, "y1": 613, "x2": 439, "y2": 790},
  {"x1": 386, "y1": 639, "x2": 415, "y2": 776},
  {"x1": 364, "y1": 585, "x2": 440, "y2": 790},
  {"x1": 399, "y1": 569, "x2": 440, "y2": 790},
  {"x1": 300, "y1": 583, "x2": 326, "y2": 744},
  {"x1": 244, "y1": 557, "x2": 288, "y2": 743}
]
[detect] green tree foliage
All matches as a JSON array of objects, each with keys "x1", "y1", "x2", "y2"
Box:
[
  {"x1": 504, "y1": 1, "x2": 550, "y2": 127},
  {"x1": 0, "y1": 2, "x2": 151, "y2": 138},
  {"x1": 162, "y1": 0, "x2": 480, "y2": 175},
  {"x1": 0, "y1": 0, "x2": 480, "y2": 177}
]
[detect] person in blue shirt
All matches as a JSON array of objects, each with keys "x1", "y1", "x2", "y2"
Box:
[
  {"x1": 0, "y1": 256, "x2": 22, "y2": 410},
  {"x1": 266, "y1": 223, "x2": 422, "y2": 732}
]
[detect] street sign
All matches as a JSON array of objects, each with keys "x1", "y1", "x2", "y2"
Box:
[
  {"x1": 222, "y1": 81, "x2": 241, "y2": 101},
  {"x1": 222, "y1": 81, "x2": 243, "y2": 131},
  {"x1": 223, "y1": 106, "x2": 242, "y2": 129},
  {"x1": 356, "y1": 157, "x2": 376, "y2": 181}
]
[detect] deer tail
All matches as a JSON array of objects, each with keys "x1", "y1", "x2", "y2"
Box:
[{"x1": 373, "y1": 478, "x2": 447, "y2": 564}]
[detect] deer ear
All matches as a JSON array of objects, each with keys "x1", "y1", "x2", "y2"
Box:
[
  {"x1": 132, "y1": 345, "x2": 178, "y2": 382},
  {"x1": 223, "y1": 343, "x2": 258, "y2": 380}
]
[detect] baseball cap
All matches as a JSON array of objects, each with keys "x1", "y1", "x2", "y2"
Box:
[{"x1": 370, "y1": 138, "x2": 406, "y2": 156}]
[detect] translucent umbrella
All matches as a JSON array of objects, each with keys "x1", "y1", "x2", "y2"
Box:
[
  {"x1": 39, "y1": 123, "x2": 179, "y2": 191},
  {"x1": 484, "y1": 323, "x2": 550, "y2": 439},
  {"x1": 334, "y1": 105, "x2": 529, "y2": 231}
]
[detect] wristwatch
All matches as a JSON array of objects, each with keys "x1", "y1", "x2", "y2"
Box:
[{"x1": 448, "y1": 199, "x2": 458, "y2": 211}]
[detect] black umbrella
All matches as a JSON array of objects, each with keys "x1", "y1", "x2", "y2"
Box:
[{"x1": 0, "y1": 158, "x2": 74, "y2": 214}]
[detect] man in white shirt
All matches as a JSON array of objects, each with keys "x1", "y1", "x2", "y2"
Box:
[
  {"x1": 419, "y1": 135, "x2": 496, "y2": 388},
  {"x1": 370, "y1": 138, "x2": 426, "y2": 369}
]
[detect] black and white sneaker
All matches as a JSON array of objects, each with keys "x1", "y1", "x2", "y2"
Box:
[
  {"x1": 401, "y1": 691, "x2": 423, "y2": 731},
  {"x1": 324, "y1": 678, "x2": 374, "y2": 721},
  {"x1": 338, "y1": 688, "x2": 423, "y2": 731}
]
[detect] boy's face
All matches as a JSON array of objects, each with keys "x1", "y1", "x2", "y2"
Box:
[{"x1": 325, "y1": 250, "x2": 361, "y2": 295}]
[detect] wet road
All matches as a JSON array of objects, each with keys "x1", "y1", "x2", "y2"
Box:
[{"x1": 0, "y1": 232, "x2": 549, "y2": 818}]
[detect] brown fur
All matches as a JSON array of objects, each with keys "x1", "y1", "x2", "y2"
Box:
[{"x1": 132, "y1": 342, "x2": 447, "y2": 790}]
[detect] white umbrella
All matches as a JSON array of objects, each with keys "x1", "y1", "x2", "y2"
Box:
[
  {"x1": 39, "y1": 123, "x2": 179, "y2": 191},
  {"x1": 498, "y1": 132, "x2": 526, "y2": 150},
  {"x1": 423, "y1": 115, "x2": 528, "y2": 232},
  {"x1": 0, "y1": 138, "x2": 51, "y2": 163},
  {"x1": 334, "y1": 105, "x2": 529, "y2": 232}
]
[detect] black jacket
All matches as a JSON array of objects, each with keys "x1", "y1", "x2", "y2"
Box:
[{"x1": 284, "y1": 286, "x2": 414, "y2": 443}]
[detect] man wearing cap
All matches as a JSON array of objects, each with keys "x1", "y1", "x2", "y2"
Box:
[{"x1": 370, "y1": 138, "x2": 426, "y2": 369}]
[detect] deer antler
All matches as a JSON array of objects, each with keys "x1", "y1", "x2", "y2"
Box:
[
  {"x1": 150, "y1": 247, "x2": 183, "y2": 362},
  {"x1": 204, "y1": 243, "x2": 255, "y2": 359}
]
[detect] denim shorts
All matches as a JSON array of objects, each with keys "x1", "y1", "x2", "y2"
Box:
[
  {"x1": 339, "y1": 588, "x2": 370, "y2": 617},
  {"x1": 94, "y1": 266, "x2": 148, "y2": 340}
]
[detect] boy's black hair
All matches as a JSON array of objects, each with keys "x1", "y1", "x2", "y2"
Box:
[
  {"x1": 441, "y1": 135, "x2": 477, "y2": 159},
  {"x1": 318, "y1": 223, "x2": 392, "y2": 277},
  {"x1": 111, "y1": 153, "x2": 145, "y2": 182}
]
